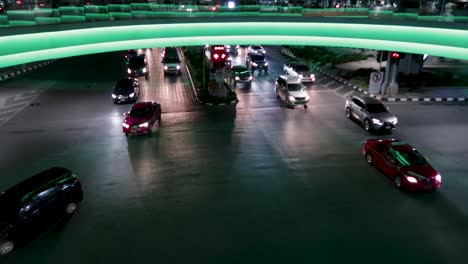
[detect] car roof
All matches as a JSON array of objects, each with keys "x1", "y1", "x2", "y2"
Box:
[
  {"x1": 116, "y1": 79, "x2": 133, "y2": 86},
  {"x1": 132, "y1": 101, "x2": 156, "y2": 108},
  {"x1": 278, "y1": 75, "x2": 302, "y2": 84},
  {"x1": 353, "y1": 95, "x2": 382, "y2": 104},
  {"x1": 1, "y1": 167, "x2": 74, "y2": 204}
]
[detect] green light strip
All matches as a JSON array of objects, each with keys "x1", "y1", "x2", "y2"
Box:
[{"x1": 0, "y1": 22, "x2": 467, "y2": 68}]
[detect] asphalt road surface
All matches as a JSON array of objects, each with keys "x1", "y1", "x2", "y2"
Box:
[{"x1": 1, "y1": 46, "x2": 468, "y2": 264}]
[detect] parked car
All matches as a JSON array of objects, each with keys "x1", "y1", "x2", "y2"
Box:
[
  {"x1": 231, "y1": 65, "x2": 252, "y2": 87},
  {"x1": 0, "y1": 167, "x2": 83, "y2": 256},
  {"x1": 275, "y1": 75, "x2": 310, "y2": 108},
  {"x1": 112, "y1": 78, "x2": 139, "y2": 104},
  {"x1": 122, "y1": 101, "x2": 162, "y2": 136},
  {"x1": 363, "y1": 139, "x2": 442, "y2": 191},
  {"x1": 345, "y1": 95, "x2": 398, "y2": 133},
  {"x1": 246, "y1": 53, "x2": 268, "y2": 75},
  {"x1": 283, "y1": 63, "x2": 316, "y2": 83},
  {"x1": 127, "y1": 55, "x2": 148, "y2": 80}
]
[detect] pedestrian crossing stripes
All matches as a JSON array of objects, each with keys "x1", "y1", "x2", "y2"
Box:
[{"x1": 0, "y1": 89, "x2": 43, "y2": 128}]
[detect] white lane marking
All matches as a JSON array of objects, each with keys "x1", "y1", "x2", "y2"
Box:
[
  {"x1": 333, "y1": 85, "x2": 345, "y2": 92},
  {"x1": 343, "y1": 90, "x2": 355, "y2": 98},
  {"x1": 0, "y1": 81, "x2": 55, "y2": 128}
]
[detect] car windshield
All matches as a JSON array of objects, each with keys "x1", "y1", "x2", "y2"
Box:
[
  {"x1": 163, "y1": 58, "x2": 180, "y2": 63},
  {"x1": 287, "y1": 83, "x2": 305, "y2": 91},
  {"x1": 295, "y1": 65, "x2": 310, "y2": 71},
  {"x1": 366, "y1": 103, "x2": 387, "y2": 113},
  {"x1": 129, "y1": 107, "x2": 151, "y2": 117},
  {"x1": 395, "y1": 149, "x2": 427, "y2": 166},
  {"x1": 252, "y1": 46, "x2": 262, "y2": 50},
  {"x1": 233, "y1": 66, "x2": 248, "y2": 73},
  {"x1": 129, "y1": 58, "x2": 145, "y2": 69},
  {"x1": 250, "y1": 55, "x2": 264, "y2": 61},
  {"x1": 115, "y1": 80, "x2": 132, "y2": 92}
]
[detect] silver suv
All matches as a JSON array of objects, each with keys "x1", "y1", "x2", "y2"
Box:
[
  {"x1": 275, "y1": 75, "x2": 310, "y2": 108},
  {"x1": 345, "y1": 95, "x2": 398, "y2": 132}
]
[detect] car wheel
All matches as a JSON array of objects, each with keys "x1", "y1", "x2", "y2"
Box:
[
  {"x1": 125, "y1": 133, "x2": 129, "y2": 136},
  {"x1": 276, "y1": 89, "x2": 280, "y2": 98},
  {"x1": 394, "y1": 175, "x2": 402, "y2": 188},
  {"x1": 346, "y1": 107, "x2": 352, "y2": 119},
  {"x1": 145, "y1": 75, "x2": 148, "y2": 80},
  {"x1": 365, "y1": 153, "x2": 373, "y2": 165},
  {"x1": 364, "y1": 119, "x2": 371, "y2": 132},
  {"x1": 65, "y1": 202, "x2": 77, "y2": 215},
  {"x1": 304, "y1": 104, "x2": 308, "y2": 109},
  {"x1": 0, "y1": 241, "x2": 14, "y2": 255}
]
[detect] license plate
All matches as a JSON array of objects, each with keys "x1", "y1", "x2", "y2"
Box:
[
  {"x1": 424, "y1": 185, "x2": 433, "y2": 190},
  {"x1": 131, "y1": 129, "x2": 137, "y2": 133}
]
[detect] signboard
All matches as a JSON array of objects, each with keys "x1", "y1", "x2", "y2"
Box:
[{"x1": 369, "y1": 71, "x2": 383, "y2": 94}]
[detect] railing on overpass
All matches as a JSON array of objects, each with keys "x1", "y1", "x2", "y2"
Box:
[{"x1": 1, "y1": 2, "x2": 468, "y2": 28}]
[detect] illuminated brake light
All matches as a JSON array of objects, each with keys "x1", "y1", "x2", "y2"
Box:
[{"x1": 16, "y1": 0, "x2": 23, "y2": 5}]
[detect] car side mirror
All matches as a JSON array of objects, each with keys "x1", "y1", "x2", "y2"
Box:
[{"x1": 123, "y1": 112, "x2": 128, "y2": 116}]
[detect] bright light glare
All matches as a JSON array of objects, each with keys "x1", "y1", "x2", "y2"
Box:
[
  {"x1": 372, "y1": 118, "x2": 383, "y2": 125},
  {"x1": 407, "y1": 176, "x2": 418, "y2": 183},
  {"x1": 142, "y1": 67, "x2": 147, "y2": 73},
  {"x1": 164, "y1": 65, "x2": 168, "y2": 70},
  {"x1": 176, "y1": 65, "x2": 181, "y2": 69},
  {"x1": 129, "y1": 93, "x2": 135, "y2": 98},
  {"x1": 122, "y1": 123, "x2": 130, "y2": 128},
  {"x1": 288, "y1": 96, "x2": 295, "y2": 101},
  {"x1": 227, "y1": 1, "x2": 236, "y2": 9},
  {"x1": 435, "y1": 174, "x2": 442, "y2": 182},
  {"x1": 235, "y1": 76, "x2": 240, "y2": 80},
  {"x1": 139, "y1": 122, "x2": 149, "y2": 128},
  {"x1": 127, "y1": 68, "x2": 131, "y2": 74},
  {"x1": 112, "y1": 94, "x2": 116, "y2": 98}
]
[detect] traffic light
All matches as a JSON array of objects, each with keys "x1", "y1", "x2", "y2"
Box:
[
  {"x1": 210, "y1": 45, "x2": 228, "y2": 69},
  {"x1": 389, "y1": 52, "x2": 400, "y2": 65}
]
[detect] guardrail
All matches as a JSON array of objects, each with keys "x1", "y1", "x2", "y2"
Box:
[{"x1": 1, "y1": 4, "x2": 467, "y2": 28}]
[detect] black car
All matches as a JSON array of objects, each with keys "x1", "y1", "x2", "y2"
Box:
[
  {"x1": 112, "y1": 78, "x2": 139, "y2": 104},
  {"x1": 124, "y1": 49, "x2": 138, "y2": 64},
  {"x1": 246, "y1": 53, "x2": 268, "y2": 74},
  {"x1": 230, "y1": 65, "x2": 252, "y2": 87},
  {"x1": 127, "y1": 55, "x2": 148, "y2": 80},
  {"x1": 0, "y1": 167, "x2": 83, "y2": 256}
]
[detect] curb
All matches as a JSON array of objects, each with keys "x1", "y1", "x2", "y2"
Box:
[
  {"x1": 280, "y1": 47, "x2": 468, "y2": 103},
  {"x1": 0, "y1": 60, "x2": 57, "y2": 82}
]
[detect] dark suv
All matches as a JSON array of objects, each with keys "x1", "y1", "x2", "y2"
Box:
[
  {"x1": 246, "y1": 53, "x2": 268, "y2": 75},
  {"x1": 127, "y1": 55, "x2": 148, "y2": 80},
  {"x1": 0, "y1": 167, "x2": 83, "y2": 256}
]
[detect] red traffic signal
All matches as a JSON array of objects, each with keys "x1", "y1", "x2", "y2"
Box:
[{"x1": 391, "y1": 52, "x2": 400, "y2": 59}]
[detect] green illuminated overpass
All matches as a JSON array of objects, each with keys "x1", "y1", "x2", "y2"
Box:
[{"x1": 1, "y1": 16, "x2": 467, "y2": 68}]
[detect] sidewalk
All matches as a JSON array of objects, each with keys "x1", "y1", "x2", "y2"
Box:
[
  {"x1": 324, "y1": 56, "x2": 468, "y2": 102},
  {"x1": 0, "y1": 60, "x2": 57, "y2": 82}
]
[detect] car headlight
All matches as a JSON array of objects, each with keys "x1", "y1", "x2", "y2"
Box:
[
  {"x1": 176, "y1": 65, "x2": 181, "y2": 70},
  {"x1": 310, "y1": 74, "x2": 315, "y2": 78},
  {"x1": 236, "y1": 45, "x2": 239, "y2": 48},
  {"x1": 372, "y1": 118, "x2": 383, "y2": 125},
  {"x1": 435, "y1": 174, "x2": 442, "y2": 182},
  {"x1": 127, "y1": 68, "x2": 131, "y2": 74},
  {"x1": 287, "y1": 95, "x2": 296, "y2": 102},
  {"x1": 142, "y1": 67, "x2": 147, "y2": 73},
  {"x1": 252, "y1": 62, "x2": 258, "y2": 67},
  {"x1": 122, "y1": 123, "x2": 130, "y2": 129},
  {"x1": 164, "y1": 66, "x2": 168, "y2": 70},
  {"x1": 248, "y1": 76, "x2": 253, "y2": 81},
  {"x1": 406, "y1": 176, "x2": 418, "y2": 183},
  {"x1": 112, "y1": 94, "x2": 116, "y2": 99},
  {"x1": 139, "y1": 122, "x2": 149, "y2": 128},
  {"x1": 392, "y1": 118, "x2": 398, "y2": 124},
  {"x1": 298, "y1": 74, "x2": 303, "y2": 79},
  {"x1": 235, "y1": 76, "x2": 240, "y2": 81},
  {"x1": 264, "y1": 62, "x2": 268, "y2": 66},
  {"x1": 263, "y1": 50, "x2": 266, "y2": 54},
  {"x1": 305, "y1": 95, "x2": 310, "y2": 100},
  {"x1": 129, "y1": 93, "x2": 135, "y2": 98}
]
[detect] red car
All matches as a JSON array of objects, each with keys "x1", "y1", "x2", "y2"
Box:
[
  {"x1": 362, "y1": 139, "x2": 441, "y2": 191},
  {"x1": 122, "y1": 101, "x2": 161, "y2": 136}
]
